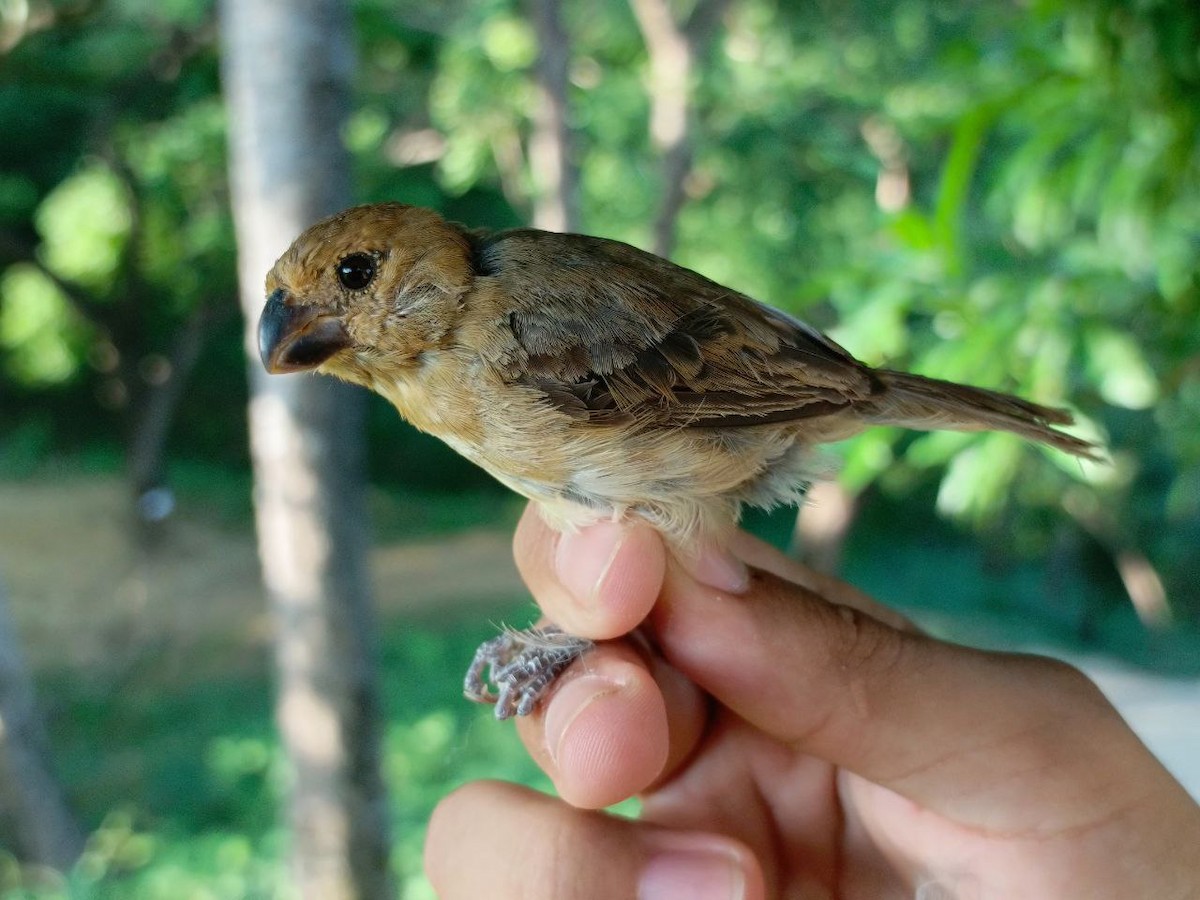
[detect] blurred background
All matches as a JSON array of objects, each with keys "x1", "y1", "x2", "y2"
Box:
[{"x1": 0, "y1": 0, "x2": 1197, "y2": 896}]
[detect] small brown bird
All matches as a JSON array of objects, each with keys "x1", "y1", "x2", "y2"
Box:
[{"x1": 258, "y1": 202, "x2": 1095, "y2": 717}]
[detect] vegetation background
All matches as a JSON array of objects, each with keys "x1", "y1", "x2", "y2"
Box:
[{"x1": 0, "y1": 0, "x2": 1197, "y2": 896}]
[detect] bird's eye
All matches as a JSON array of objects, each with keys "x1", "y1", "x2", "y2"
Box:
[{"x1": 336, "y1": 253, "x2": 377, "y2": 291}]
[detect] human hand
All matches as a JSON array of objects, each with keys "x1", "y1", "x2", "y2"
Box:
[{"x1": 425, "y1": 505, "x2": 1200, "y2": 899}]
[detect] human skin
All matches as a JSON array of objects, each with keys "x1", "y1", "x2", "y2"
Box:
[{"x1": 424, "y1": 505, "x2": 1200, "y2": 899}]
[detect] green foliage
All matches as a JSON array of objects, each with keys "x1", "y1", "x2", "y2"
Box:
[
  {"x1": 0, "y1": 622, "x2": 546, "y2": 900},
  {"x1": 0, "y1": 0, "x2": 1196, "y2": 556},
  {"x1": 0, "y1": 0, "x2": 1195, "y2": 595},
  {"x1": 0, "y1": 265, "x2": 85, "y2": 385},
  {"x1": 36, "y1": 165, "x2": 132, "y2": 293},
  {"x1": 1, "y1": 2, "x2": 1197, "y2": 891}
]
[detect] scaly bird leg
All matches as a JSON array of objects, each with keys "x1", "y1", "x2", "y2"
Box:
[{"x1": 464, "y1": 624, "x2": 595, "y2": 719}]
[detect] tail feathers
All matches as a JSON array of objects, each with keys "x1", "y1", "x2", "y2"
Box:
[{"x1": 871, "y1": 370, "x2": 1099, "y2": 460}]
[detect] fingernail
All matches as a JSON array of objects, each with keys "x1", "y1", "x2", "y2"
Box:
[
  {"x1": 555, "y1": 521, "x2": 626, "y2": 603},
  {"x1": 544, "y1": 673, "x2": 623, "y2": 767},
  {"x1": 638, "y1": 841, "x2": 746, "y2": 900},
  {"x1": 683, "y1": 543, "x2": 750, "y2": 594}
]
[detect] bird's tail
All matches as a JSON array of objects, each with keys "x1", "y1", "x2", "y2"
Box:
[{"x1": 870, "y1": 369, "x2": 1099, "y2": 459}]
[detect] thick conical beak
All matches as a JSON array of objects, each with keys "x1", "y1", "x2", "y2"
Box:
[{"x1": 258, "y1": 290, "x2": 351, "y2": 373}]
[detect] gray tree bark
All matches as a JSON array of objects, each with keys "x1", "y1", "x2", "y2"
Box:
[
  {"x1": 629, "y1": 0, "x2": 730, "y2": 257},
  {"x1": 218, "y1": 2, "x2": 394, "y2": 897},
  {"x1": 0, "y1": 578, "x2": 85, "y2": 872},
  {"x1": 527, "y1": 0, "x2": 582, "y2": 233}
]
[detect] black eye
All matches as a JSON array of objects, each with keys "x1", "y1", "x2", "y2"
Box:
[{"x1": 336, "y1": 253, "x2": 376, "y2": 291}]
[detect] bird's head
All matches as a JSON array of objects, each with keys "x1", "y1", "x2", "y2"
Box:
[{"x1": 257, "y1": 202, "x2": 474, "y2": 388}]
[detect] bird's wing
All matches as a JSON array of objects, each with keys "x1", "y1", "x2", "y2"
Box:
[{"x1": 472, "y1": 228, "x2": 877, "y2": 428}]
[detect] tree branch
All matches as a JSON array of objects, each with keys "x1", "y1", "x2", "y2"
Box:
[
  {"x1": 1063, "y1": 495, "x2": 1172, "y2": 628},
  {"x1": 629, "y1": 0, "x2": 730, "y2": 257},
  {"x1": 126, "y1": 303, "x2": 215, "y2": 500},
  {"x1": 0, "y1": 578, "x2": 85, "y2": 870}
]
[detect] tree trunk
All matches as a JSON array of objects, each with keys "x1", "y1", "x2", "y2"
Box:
[
  {"x1": 526, "y1": 0, "x2": 581, "y2": 233},
  {"x1": 788, "y1": 480, "x2": 859, "y2": 574},
  {"x1": 126, "y1": 303, "x2": 212, "y2": 544},
  {"x1": 0, "y1": 578, "x2": 85, "y2": 872},
  {"x1": 629, "y1": 0, "x2": 730, "y2": 257},
  {"x1": 219, "y1": 2, "x2": 394, "y2": 898}
]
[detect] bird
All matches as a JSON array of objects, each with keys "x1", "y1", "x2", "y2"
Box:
[{"x1": 257, "y1": 201, "x2": 1097, "y2": 718}]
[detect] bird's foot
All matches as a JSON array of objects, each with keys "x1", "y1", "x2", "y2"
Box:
[{"x1": 464, "y1": 624, "x2": 594, "y2": 719}]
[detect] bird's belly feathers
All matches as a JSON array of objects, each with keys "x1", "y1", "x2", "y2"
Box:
[
  {"x1": 384, "y1": 358, "x2": 819, "y2": 545},
  {"x1": 472, "y1": 405, "x2": 818, "y2": 544}
]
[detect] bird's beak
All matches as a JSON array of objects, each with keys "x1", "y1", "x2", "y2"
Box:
[{"x1": 258, "y1": 289, "x2": 351, "y2": 374}]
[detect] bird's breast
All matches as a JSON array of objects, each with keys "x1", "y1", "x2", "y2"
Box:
[
  {"x1": 375, "y1": 350, "x2": 816, "y2": 544},
  {"x1": 376, "y1": 351, "x2": 577, "y2": 489}
]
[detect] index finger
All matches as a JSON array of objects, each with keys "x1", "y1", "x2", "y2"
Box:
[{"x1": 651, "y1": 562, "x2": 1177, "y2": 833}]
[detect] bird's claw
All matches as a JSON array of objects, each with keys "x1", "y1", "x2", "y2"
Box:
[{"x1": 464, "y1": 625, "x2": 594, "y2": 719}]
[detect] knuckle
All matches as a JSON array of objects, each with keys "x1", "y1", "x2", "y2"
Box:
[
  {"x1": 826, "y1": 603, "x2": 908, "y2": 685},
  {"x1": 543, "y1": 818, "x2": 587, "y2": 898},
  {"x1": 1022, "y1": 653, "x2": 1111, "y2": 713},
  {"x1": 427, "y1": 781, "x2": 627, "y2": 900},
  {"x1": 423, "y1": 784, "x2": 471, "y2": 888},
  {"x1": 814, "y1": 602, "x2": 915, "y2": 731},
  {"x1": 535, "y1": 814, "x2": 619, "y2": 900}
]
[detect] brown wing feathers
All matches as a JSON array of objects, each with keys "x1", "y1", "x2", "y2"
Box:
[
  {"x1": 486, "y1": 230, "x2": 873, "y2": 428},
  {"x1": 480, "y1": 227, "x2": 1093, "y2": 457}
]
